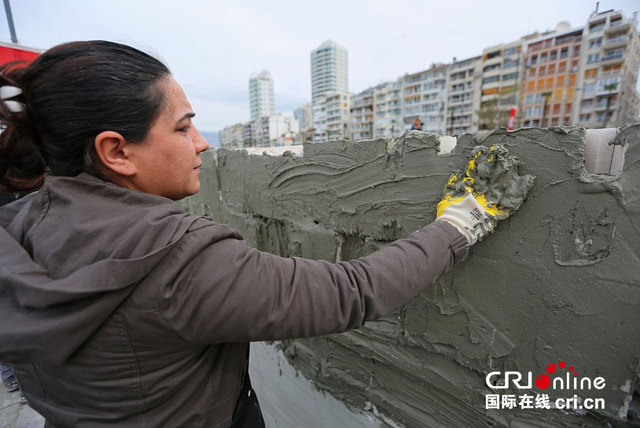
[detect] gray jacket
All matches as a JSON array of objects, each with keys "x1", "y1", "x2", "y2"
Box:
[{"x1": 0, "y1": 173, "x2": 468, "y2": 427}]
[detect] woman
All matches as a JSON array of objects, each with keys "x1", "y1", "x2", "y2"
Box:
[{"x1": 0, "y1": 41, "x2": 504, "y2": 427}]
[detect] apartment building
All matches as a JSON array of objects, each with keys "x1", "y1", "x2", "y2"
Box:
[
  {"x1": 325, "y1": 91, "x2": 351, "y2": 142},
  {"x1": 400, "y1": 64, "x2": 448, "y2": 134},
  {"x1": 249, "y1": 70, "x2": 275, "y2": 120},
  {"x1": 447, "y1": 56, "x2": 482, "y2": 134},
  {"x1": 294, "y1": 103, "x2": 312, "y2": 131},
  {"x1": 310, "y1": 40, "x2": 349, "y2": 142},
  {"x1": 294, "y1": 103, "x2": 314, "y2": 142},
  {"x1": 479, "y1": 38, "x2": 530, "y2": 129},
  {"x1": 520, "y1": 26, "x2": 584, "y2": 127},
  {"x1": 312, "y1": 92, "x2": 352, "y2": 143},
  {"x1": 312, "y1": 100, "x2": 327, "y2": 142},
  {"x1": 221, "y1": 115, "x2": 298, "y2": 148},
  {"x1": 350, "y1": 88, "x2": 374, "y2": 140},
  {"x1": 219, "y1": 123, "x2": 245, "y2": 148},
  {"x1": 578, "y1": 10, "x2": 640, "y2": 128},
  {"x1": 310, "y1": 40, "x2": 348, "y2": 103},
  {"x1": 253, "y1": 114, "x2": 299, "y2": 147},
  {"x1": 242, "y1": 122, "x2": 253, "y2": 147},
  {"x1": 373, "y1": 80, "x2": 403, "y2": 138}
]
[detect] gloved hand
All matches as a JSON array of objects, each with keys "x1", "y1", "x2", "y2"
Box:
[{"x1": 437, "y1": 145, "x2": 535, "y2": 245}]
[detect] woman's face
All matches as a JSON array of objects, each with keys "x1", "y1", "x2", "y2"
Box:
[{"x1": 129, "y1": 76, "x2": 209, "y2": 200}]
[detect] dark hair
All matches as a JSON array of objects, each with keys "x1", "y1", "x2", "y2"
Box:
[{"x1": 0, "y1": 40, "x2": 170, "y2": 188}]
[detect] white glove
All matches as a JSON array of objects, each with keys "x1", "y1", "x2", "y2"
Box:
[
  {"x1": 436, "y1": 145, "x2": 534, "y2": 246},
  {"x1": 437, "y1": 193, "x2": 496, "y2": 245}
]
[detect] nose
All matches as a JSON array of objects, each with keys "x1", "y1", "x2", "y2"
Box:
[{"x1": 192, "y1": 126, "x2": 209, "y2": 153}]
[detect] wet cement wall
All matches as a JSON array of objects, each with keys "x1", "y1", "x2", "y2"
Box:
[{"x1": 182, "y1": 126, "x2": 640, "y2": 427}]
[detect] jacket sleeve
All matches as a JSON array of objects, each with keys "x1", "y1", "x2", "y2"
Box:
[{"x1": 161, "y1": 220, "x2": 468, "y2": 344}]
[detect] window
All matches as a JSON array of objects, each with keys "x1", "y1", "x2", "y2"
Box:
[
  {"x1": 558, "y1": 61, "x2": 567, "y2": 73},
  {"x1": 502, "y1": 72, "x2": 518, "y2": 81},
  {"x1": 606, "y1": 34, "x2": 628, "y2": 44},
  {"x1": 584, "y1": 68, "x2": 598, "y2": 79},
  {"x1": 587, "y1": 53, "x2": 601, "y2": 64},
  {"x1": 549, "y1": 50, "x2": 557, "y2": 61},
  {"x1": 482, "y1": 88, "x2": 498, "y2": 96},
  {"x1": 583, "y1": 83, "x2": 596, "y2": 96},
  {"x1": 573, "y1": 46, "x2": 580, "y2": 57},
  {"x1": 569, "y1": 73, "x2": 577, "y2": 86},
  {"x1": 525, "y1": 106, "x2": 542, "y2": 117},
  {"x1": 596, "y1": 76, "x2": 621, "y2": 93},
  {"x1": 589, "y1": 38, "x2": 603, "y2": 48},
  {"x1": 482, "y1": 76, "x2": 500, "y2": 84},
  {"x1": 483, "y1": 64, "x2": 501, "y2": 73},
  {"x1": 525, "y1": 93, "x2": 543, "y2": 104},
  {"x1": 504, "y1": 59, "x2": 518, "y2": 69},
  {"x1": 602, "y1": 49, "x2": 624, "y2": 60},
  {"x1": 603, "y1": 64, "x2": 622, "y2": 73},
  {"x1": 504, "y1": 47, "x2": 519, "y2": 56},
  {"x1": 530, "y1": 41, "x2": 543, "y2": 52},
  {"x1": 560, "y1": 48, "x2": 569, "y2": 59}
]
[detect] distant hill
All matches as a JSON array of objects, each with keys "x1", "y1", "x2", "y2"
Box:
[{"x1": 200, "y1": 131, "x2": 220, "y2": 148}]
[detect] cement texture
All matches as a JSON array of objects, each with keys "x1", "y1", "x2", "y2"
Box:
[
  {"x1": 442, "y1": 144, "x2": 535, "y2": 220},
  {"x1": 182, "y1": 126, "x2": 640, "y2": 427}
]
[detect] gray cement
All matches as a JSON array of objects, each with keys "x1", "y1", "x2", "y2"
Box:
[
  {"x1": 183, "y1": 126, "x2": 640, "y2": 427},
  {"x1": 249, "y1": 342, "x2": 386, "y2": 427}
]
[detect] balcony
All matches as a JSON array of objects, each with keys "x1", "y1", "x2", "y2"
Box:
[
  {"x1": 601, "y1": 53, "x2": 625, "y2": 65},
  {"x1": 449, "y1": 86, "x2": 467, "y2": 94},
  {"x1": 594, "y1": 102, "x2": 614, "y2": 111},
  {"x1": 605, "y1": 22, "x2": 630, "y2": 34},
  {"x1": 605, "y1": 36, "x2": 628, "y2": 49}
]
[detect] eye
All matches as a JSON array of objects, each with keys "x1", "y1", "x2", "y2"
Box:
[{"x1": 178, "y1": 125, "x2": 191, "y2": 133}]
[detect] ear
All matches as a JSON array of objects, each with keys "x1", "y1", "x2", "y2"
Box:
[{"x1": 94, "y1": 131, "x2": 137, "y2": 176}]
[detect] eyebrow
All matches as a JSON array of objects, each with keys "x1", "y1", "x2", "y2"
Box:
[{"x1": 176, "y1": 112, "x2": 196, "y2": 123}]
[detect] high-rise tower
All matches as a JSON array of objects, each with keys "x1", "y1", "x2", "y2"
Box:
[
  {"x1": 249, "y1": 70, "x2": 275, "y2": 120},
  {"x1": 310, "y1": 40, "x2": 348, "y2": 103}
]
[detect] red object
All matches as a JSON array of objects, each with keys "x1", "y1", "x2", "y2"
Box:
[
  {"x1": 507, "y1": 107, "x2": 517, "y2": 130},
  {"x1": 0, "y1": 42, "x2": 40, "y2": 65}
]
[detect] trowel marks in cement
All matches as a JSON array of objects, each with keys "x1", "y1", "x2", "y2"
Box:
[{"x1": 183, "y1": 126, "x2": 640, "y2": 427}]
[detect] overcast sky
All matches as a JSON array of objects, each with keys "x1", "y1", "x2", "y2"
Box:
[{"x1": 2, "y1": 0, "x2": 638, "y2": 132}]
